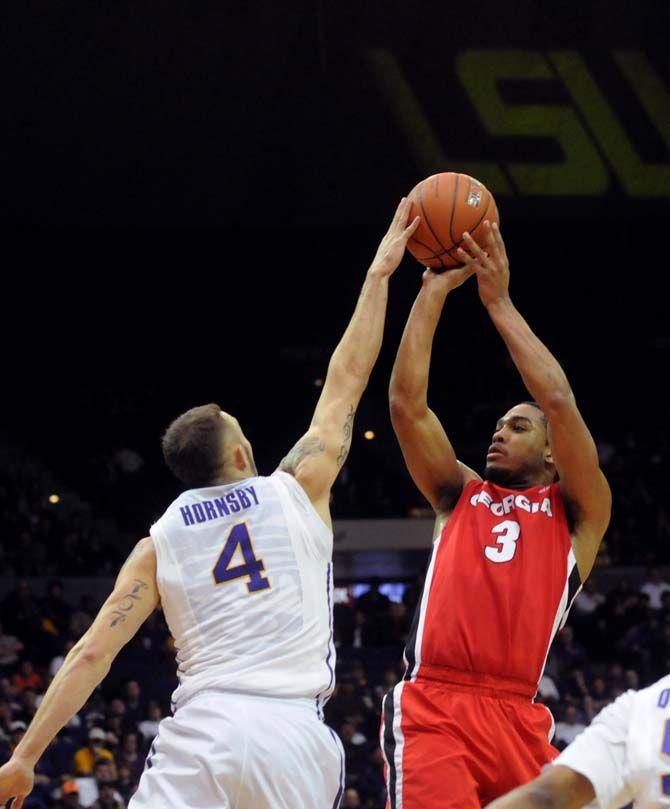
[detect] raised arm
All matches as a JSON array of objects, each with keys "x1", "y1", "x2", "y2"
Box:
[
  {"x1": 458, "y1": 222, "x2": 611, "y2": 579},
  {"x1": 279, "y1": 198, "x2": 419, "y2": 526},
  {"x1": 0, "y1": 539, "x2": 160, "y2": 808},
  {"x1": 389, "y1": 267, "x2": 480, "y2": 516}
]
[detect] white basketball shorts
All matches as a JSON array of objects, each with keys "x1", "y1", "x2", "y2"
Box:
[{"x1": 129, "y1": 691, "x2": 345, "y2": 809}]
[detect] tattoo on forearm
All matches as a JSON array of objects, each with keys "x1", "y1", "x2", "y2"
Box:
[
  {"x1": 279, "y1": 434, "x2": 326, "y2": 474},
  {"x1": 336, "y1": 405, "x2": 355, "y2": 468},
  {"x1": 110, "y1": 579, "x2": 148, "y2": 628}
]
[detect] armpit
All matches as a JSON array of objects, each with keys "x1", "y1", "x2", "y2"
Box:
[{"x1": 279, "y1": 434, "x2": 326, "y2": 474}]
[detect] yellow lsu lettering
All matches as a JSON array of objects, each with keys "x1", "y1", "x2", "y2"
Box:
[{"x1": 368, "y1": 48, "x2": 670, "y2": 198}]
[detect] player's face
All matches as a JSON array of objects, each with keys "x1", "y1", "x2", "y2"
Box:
[
  {"x1": 484, "y1": 404, "x2": 551, "y2": 486},
  {"x1": 220, "y1": 411, "x2": 258, "y2": 476}
]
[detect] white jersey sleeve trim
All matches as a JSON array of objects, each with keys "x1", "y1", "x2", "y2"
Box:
[{"x1": 553, "y1": 690, "x2": 636, "y2": 809}]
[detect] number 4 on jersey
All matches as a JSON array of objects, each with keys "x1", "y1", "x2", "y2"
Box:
[{"x1": 212, "y1": 523, "x2": 271, "y2": 593}]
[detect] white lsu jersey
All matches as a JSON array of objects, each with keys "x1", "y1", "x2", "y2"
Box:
[
  {"x1": 555, "y1": 673, "x2": 670, "y2": 809},
  {"x1": 149, "y1": 471, "x2": 336, "y2": 716}
]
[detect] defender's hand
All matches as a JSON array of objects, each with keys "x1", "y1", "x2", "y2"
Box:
[
  {"x1": 457, "y1": 221, "x2": 511, "y2": 309},
  {"x1": 370, "y1": 197, "x2": 420, "y2": 277},
  {"x1": 0, "y1": 757, "x2": 34, "y2": 809},
  {"x1": 421, "y1": 265, "x2": 475, "y2": 294}
]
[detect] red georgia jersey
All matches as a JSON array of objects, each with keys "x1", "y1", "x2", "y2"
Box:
[{"x1": 403, "y1": 480, "x2": 581, "y2": 692}]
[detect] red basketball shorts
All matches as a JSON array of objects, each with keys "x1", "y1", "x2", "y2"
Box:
[{"x1": 380, "y1": 673, "x2": 558, "y2": 808}]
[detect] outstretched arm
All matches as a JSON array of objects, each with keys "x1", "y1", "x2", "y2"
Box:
[
  {"x1": 279, "y1": 198, "x2": 419, "y2": 525},
  {"x1": 487, "y1": 766, "x2": 596, "y2": 809},
  {"x1": 0, "y1": 538, "x2": 159, "y2": 808},
  {"x1": 458, "y1": 223, "x2": 611, "y2": 579},
  {"x1": 389, "y1": 267, "x2": 480, "y2": 516}
]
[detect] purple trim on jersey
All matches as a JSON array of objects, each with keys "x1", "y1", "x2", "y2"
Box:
[
  {"x1": 328, "y1": 727, "x2": 344, "y2": 809},
  {"x1": 316, "y1": 563, "x2": 336, "y2": 716},
  {"x1": 144, "y1": 739, "x2": 157, "y2": 771}
]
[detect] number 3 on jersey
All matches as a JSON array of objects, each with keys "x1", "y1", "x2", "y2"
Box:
[
  {"x1": 485, "y1": 520, "x2": 521, "y2": 564},
  {"x1": 212, "y1": 523, "x2": 271, "y2": 593}
]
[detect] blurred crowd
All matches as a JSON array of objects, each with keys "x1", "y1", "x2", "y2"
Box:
[
  {"x1": 2, "y1": 424, "x2": 670, "y2": 571},
  {"x1": 1, "y1": 568, "x2": 668, "y2": 808}
]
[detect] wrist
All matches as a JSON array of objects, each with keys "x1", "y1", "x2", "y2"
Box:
[
  {"x1": 486, "y1": 295, "x2": 515, "y2": 317},
  {"x1": 367, "y1": 263, "x2": 392, "y2": 280},
  {"x1": 13, "y1": 748, "x2": 37, "y2": 769}
]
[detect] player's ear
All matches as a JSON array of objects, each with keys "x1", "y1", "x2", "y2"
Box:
[
  {"x1": 232, "y1": 445, "x2": 248, "y2": 471},
  {"x1": 544, "y1": 443, "x2": 554, "y2": 466}
]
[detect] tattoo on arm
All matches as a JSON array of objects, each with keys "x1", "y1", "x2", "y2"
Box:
[
  {"x1": 336, "y1": 405, "x2": 355, "y2": 468},
  {"x1": 279, "y1": 434, "x2": 326, "y2": 474},
  {"x1": 110, "y1": 579, "x2": 148, "y2": 628}
]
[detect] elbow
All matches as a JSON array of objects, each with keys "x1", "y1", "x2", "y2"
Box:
[
  {"x1": 329, "y1": 357, "x2": 370, "y2": 386},
  {"x1": 389, "y1": 395, "x2": 409, "y2": 422},
  {"x1": 389, "y1": 393, "x2": 425, "y2": 423},
  {"x1": 69, "y1": 643, "x2": 111, "y2": 671},
  {"x1": 542, "y1": 389, "x2": 574, "y2": 417},
  {"x1": 525, "y1": 784, "x2": 561, "y2": 809}
]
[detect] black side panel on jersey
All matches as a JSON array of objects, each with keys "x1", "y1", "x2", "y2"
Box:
[
  {"x1": 403, "y1": 589, "x2": 424, "y2": 680},
  {"x1": 382, "y1": 690, "x2": 397, "y2": 809}
]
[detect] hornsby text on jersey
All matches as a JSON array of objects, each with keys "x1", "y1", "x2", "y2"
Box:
[{"x1": 179, "y1": 484, "x2": 260, "y2": 527}]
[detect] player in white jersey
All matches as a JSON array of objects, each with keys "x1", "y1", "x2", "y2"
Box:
[
  {"x1": 0, "y1": 198, "x2": 420, "y2": 809},
  {"x1": 488, "y1": 673, "x2": 670, "y2": 809}
]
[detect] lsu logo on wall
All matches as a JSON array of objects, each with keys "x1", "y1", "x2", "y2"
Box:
[{"x1": 367, "y1": 48, "x2": 670, "y2": 198}]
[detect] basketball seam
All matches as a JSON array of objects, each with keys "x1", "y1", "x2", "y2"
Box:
[
  {"x1": 418, "y1": 181, "x2": 449, "y2": 254},
  {"x1": 408, "y1": 235, "x2": 448, "y2": 270},
  {"x1": 448, "y1": 173, "x2": 460, "y2": 246}
]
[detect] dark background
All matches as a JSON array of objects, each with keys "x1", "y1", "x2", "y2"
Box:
[{"x1": 5, "y1": 0, "x2": 670, "y2": 539}]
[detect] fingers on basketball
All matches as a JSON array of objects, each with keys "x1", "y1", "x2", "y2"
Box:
[{"x1": 404, "y1": 173, "x2": 499, "y2": 272}]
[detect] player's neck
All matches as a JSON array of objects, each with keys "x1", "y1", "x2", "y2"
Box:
[
  {"x1": 209, "y1": 465, "x2": 255, "y2": 486},
  {"x1": 485, "y1": 470, "x2": 554, "y2": 490}
]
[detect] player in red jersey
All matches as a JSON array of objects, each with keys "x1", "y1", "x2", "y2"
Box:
[{"x1": 383, "y1": 221, "x2": 611, "y2": 808}]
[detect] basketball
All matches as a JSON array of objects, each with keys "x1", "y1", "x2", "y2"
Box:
[{"x1": 406, "y1": 172, "x2": 499, "y2": 271}]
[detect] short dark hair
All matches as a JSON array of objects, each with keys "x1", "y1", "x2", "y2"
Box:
[
  {"x1": 519, "y1": 401, "x2": 547, "y2": 427},
  {"x1": 161, "y1": 404, "x2": 226, "y2": 487}
]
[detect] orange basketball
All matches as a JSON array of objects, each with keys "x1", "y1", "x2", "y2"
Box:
[{"x1": 406, "y1": 172, "x2": 499, "y2": 271}]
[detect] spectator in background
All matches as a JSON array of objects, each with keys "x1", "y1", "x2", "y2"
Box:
[
  {"x1": 74, "y1": 728, "x2": 114, "y2": 775},
  {"x1": 341, "y1": 787, "x2": 362, "y2": 808},
  {"x1": 76, "y1": 759, "x2": 123, "y2": 809},
  {"x1": 554, "y1": 705, "x2": 586, "y2": 747},
  {"x1": 572, "y1": 578, "x2": 605, "y2": 617},
  {"x1": 640, "y1": 567, "x2": 670, "y2": 609},
  {"x1": 137, "y1": 701, "x2": 162, "y2": 744},
  {"x1": 11, "y1": 660, "x2": 44, "y2": 693},
  {"x1": 0, "y1": 581, "x2": 41, "y2": 642},
  {"x1": 115, "y1": 763, "x2": 135, "y2": 805},
  {"x1": 537, "y1": 673, "x2": 560, "y2": 703},
  {"x1": 57, "y1": 780, "x2": 84, "y2": 809},
  {"x1": 356, "y1": 746, "x2": 386, "y2": 807},
  {"x1": 41, "y1": 580, "x2": 72, "y2": 637},
  {"x1": 552, "y1": 626, "x2": 587, "y2": 672},
  {"x1": 90, "y1": 782, "x2": 125, "y2": 809},
  {"x1": 117, "y1": 733, "x2": 143, "y2": 784},
  {"x1": 19, "y1": 688, "x2": 39, "y2": 724},
  {"x1": 50, "y1": 640, "x2": 75, "y2": 678},
  {"x1": 0, "y1": 620, "x2": 23, "y2": 674},
  {"x1": 122, "y1": 681, "x2": 143, "y2": 726}
]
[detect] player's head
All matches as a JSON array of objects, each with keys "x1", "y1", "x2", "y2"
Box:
[
  {"x1": 162, "y1": 403, "x2": 257, "y2": 488},
  {"x1": 484, "y1": 402, "x2": 556, "y2": 488}
]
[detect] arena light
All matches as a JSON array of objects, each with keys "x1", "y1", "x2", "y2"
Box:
[
  {"x1": 48, "y1": 494, "x2": 60, "y2": 504},
  {"x1": 364, "y1": 430, "x2": 375, "y2": 440}
]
